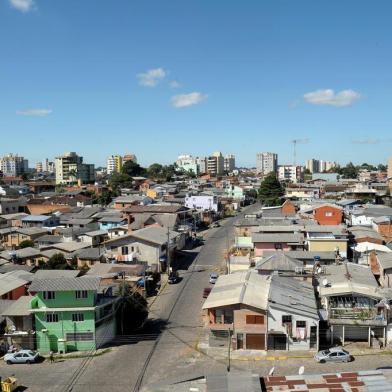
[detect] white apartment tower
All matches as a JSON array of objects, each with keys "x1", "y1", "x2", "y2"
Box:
[
  {"x1": 256, "y1": 152, "x2": 278, "y2": 175},
  {"x1": 0, "y1": 153, "x2": 28, "y2": 177}
]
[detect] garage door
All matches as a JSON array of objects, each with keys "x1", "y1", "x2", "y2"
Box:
[
  {"x1": 268, "y1": 334, "x2": 287, "y2": 350},
  {"x1": 246, "y1": 334, "x2": 265, "y2": 350}
]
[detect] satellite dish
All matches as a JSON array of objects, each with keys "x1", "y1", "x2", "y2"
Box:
[
  {"x1": 298, "y1": 366, "x2": 305, "y2": 375},
  {"x1": 317, "y1": 267, "x2": 322, "y2": 274},
  {"x1": 269, "y1": 367, "x2": 275, "y2": 376},
  {"x1": 322, "y1": 279, "x2": 329, "y2": 287}
]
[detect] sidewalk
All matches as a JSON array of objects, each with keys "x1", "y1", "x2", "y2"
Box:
[{"x1": 198, "y1": 341, "x2": 392, "y2": 362}]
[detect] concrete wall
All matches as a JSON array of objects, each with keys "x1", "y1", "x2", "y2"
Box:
[
  {"x1": 254, "y1": 242, "x2": 290, "y2": 257},
  {"x1": 307, "y1": 240, "x2": 347, "y2": 258}
]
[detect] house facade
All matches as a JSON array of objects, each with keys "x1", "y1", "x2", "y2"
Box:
[{"x1": 29, "y1": 277, "x2": 117, "y2": 353}]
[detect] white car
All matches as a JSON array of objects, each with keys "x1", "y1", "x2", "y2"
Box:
[
  {"x1": 4, "y1": 349, "x2": 40, "y2": 365},
  {"x1": 209, "y1": 273, "x2": 219, "y2": 284}
]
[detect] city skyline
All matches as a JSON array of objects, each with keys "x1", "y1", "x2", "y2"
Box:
[{"x1": 1, "y1": 1, "x2": 392, "y2": 167}]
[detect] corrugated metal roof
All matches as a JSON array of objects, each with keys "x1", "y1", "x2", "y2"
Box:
[
  {"x1": 29, "y1": 276, "x2": 100, "y2": 292},
  {"x1": 202, "y1": 270, "x2": 270, "y2": 310},
  {"x1": 1, "y1": 295, "x2": 32, "y2": 316}
]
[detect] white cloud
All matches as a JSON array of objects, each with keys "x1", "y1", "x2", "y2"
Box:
[
  {"x1": 169, "y1": 80, "x2": 182, "y2": 89},
  {"x1": 303, "y1": 89, "x2": 361, "y2": 107},
  {"x1": 9, "y1": 0, "x2": 35, "y2": 12},
  {"x1": 171, "y1": 92, "x2": 207, "y2": 108},
  {"x1": 137, "y1": 68, "x2": 166, "y2": 87},
  {"x1": 16, "y1": 108, "x2": 52, "y2": 116}
]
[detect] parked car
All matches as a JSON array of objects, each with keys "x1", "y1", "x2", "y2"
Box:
[
  {"x1": 314, "y1": 347, "x2": 352, "y2": 363},
  {"x1": 209, "y1": 273, "x2": 219, "y2": 284},
  {"x1": 4, "y1": 350, "x2": 40, "y2": 365},
  {"x1": 203, "y1": 287, "x2": 212, "y2": 298},
  {"x1": 168, "y1": 271, "x2": 180, "y2": 284}
]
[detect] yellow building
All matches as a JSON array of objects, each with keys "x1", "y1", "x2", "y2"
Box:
[{"x1": 107, "y1": 155, "x2": 123, "y2": 175}]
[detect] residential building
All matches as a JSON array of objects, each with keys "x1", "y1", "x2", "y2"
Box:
[
  {"x1": 176, "y1": 154, "x2": 199, "y2": 175},
  {"x1": 123, "y1": 154, "x2": 137, "y2": 163},
  {"x1": 251, "y1": 233, "x2": 304, "y2": 257},
  {"x1": 207, "y1": 152, "x2": 224, "y2": 176},
  {"x1": 224, "y1": 185, "x2": 245, "y2": 201},
  {"x1": 202, "y1": 271, "x2": 319, "y2": 351},
  {"x1": 285, "y1": 187, "x2": 320, "y2": 200},
  {"x1": 55, "y1": 152, "x2": 95, "y2": 185},
  {"x1": 305, "y1": 226, "x2": 348, "y2": 258},
  {"x1": 0, "y1": 154, "x2": 28, "y2": 177},
  {"x1": 29, "y1": 277, "x2": 118, "y2": 353},
  {"x1": 21, "y1": 214, "x2": 59, "y2": 228},
  {"x1": 318, "y1": 263, "x2": 388, "y2": 347},
  {"x1": 313, "y1": 204, "x2": 343, "y2": 225},
  {"x1": 185, "y1": 194, "x2": 219, "y2": 212},
  {"x1": 256, "y1": 152, "x2": 278, "y2": 175},
  {"x1": 305, "y1": 159, "x2": 320, "y2": 174},
  {"x1": 278, "y1": 165, "x2": 304, "y2": 183},
  {"x1": 106, "y1": 155, "x2": 123, "y2": 175},
  {"x1": 202, "y1": 271, "x2": 270, "y2": 350},
  {"x1": 0, "y1": 274, "x2": 29, "y2": 300},
  {"x1": 196, "y1": 157, "x2": 207, "y2": 174},
  {"x1": 35, "y1": 162, "x2": 43, "y2": 173},
  {"x1": 224, "y1": 154, "x2": 235, "y2": 173},
  {"x1": 104, "y1": 226, "x2": 185, "y2": 268}
]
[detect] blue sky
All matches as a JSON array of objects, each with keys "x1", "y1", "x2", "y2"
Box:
[{"x1": 1, "y1": 0, "x2": 392, "y2": 168}]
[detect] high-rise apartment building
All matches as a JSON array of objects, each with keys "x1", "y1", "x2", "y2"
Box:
[
  {"x1": 55, "y1": 152, "x2": 95, "y2": 185},
  {"x1": 196, "y1": 157, "x2": 207, "y2": 174},
  {"x1": 36, "y1": 162, "x2": 43, "y2": 173},
  {"x1": 388, "y1": 157, "x2": 392, "y2": 179},
  {"x1": 106, "y1": 155, "x2": 123, "y2": 175},
  {"x1": 224, "y1": 154, "x2": 236, "y2": 172},
  {"x1": 256, "y1": 152, "x2": 278, "y2": 175},
  {"x1": 305, "y1": 159, "x2": 320, "y2": 174},
  {"x1": 43, "y1": 158, "x2": 55, "y2": 173},
  {"x1": 176, "y1": 154, "x2": 199, "y2": 175},
  {"x1": 0, "y1": 154, "x2": 28, "y2": 177},
  {"x1": 207, "y1": 151, "x2": 224, "y2": 176}
]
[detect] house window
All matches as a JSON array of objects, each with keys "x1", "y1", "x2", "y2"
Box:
[
  {"x1": 224, "y1": 309, "x2": 234, "y2": 324},
  {"x1": 246, "y1": 315, "x2": 264, "y2": 324},
  {"x1": 325, "y1": 211, "x2": 333, "y2": 217},
  {"x1": 121, "y1": 246, "x2": 128, "y2": 255},
  {"x1": 296, "y1": 320, "x2": 306, "y2": 328},
  {"x1": 282, "y1": 315, "x2": 292, "y2": 324},
  {"x1": 215, "y1": 309, "x2": 224, "y2": 324},
  {"x1": 66, "y1": 332, "x2": 94, "y2": 341},
  {"x1": 72, "y1": 313, "x2": 85, "y2": 322},
  {"x1": 75, "y1": 290, "x2": 88, "y2": 299},
  {"x1": 274, "y1": 243, "x2": 283, "y2": 250},
  {"x1": 46, "y1": 313, "x2": 59, "y2": 323},
  {"x1": 43, "y1": 291, "x2": 56, "y2": 300}
]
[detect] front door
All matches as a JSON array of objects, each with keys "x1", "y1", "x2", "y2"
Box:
[{"x1": 237, "y1": 333, "x2": 244, "y2": 349}]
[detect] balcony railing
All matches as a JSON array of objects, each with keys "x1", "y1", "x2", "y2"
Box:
[{"x1": 329, "y1": 307, "x2": 384, "y2": 322}]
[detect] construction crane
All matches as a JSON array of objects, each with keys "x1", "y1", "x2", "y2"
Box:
[{"x1": 291, "y1": 138, "x2": 309, "y2": 166}]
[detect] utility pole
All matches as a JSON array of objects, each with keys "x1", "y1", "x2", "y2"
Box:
[
  {"x1": 167, "y1": 226, "x2": 171, "y2": 275},
  {"x1": 227, "y1": 325, "x2": 232, "y2": 372}
]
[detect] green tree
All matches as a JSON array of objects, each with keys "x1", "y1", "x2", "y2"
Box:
[
  {"x1": 378, "y1": 164, "x2": 387, "y2": 172},
  {"x1": 147, "y1": 163, "x2": 163, "y2": 179},
  {"x1": 116, "y1": 282, "x2": 148, "y2": 335},
  {"x1": 121, "y1": 160, "x2": 147, "y2": 177},
  {"x1": 341, "y1": 162, "x2": 359, "y2": 179},
  {"x1": 108, "y1": 172, "x2": 133, "y2": 192},
  {"x1": 18, "y1": 240, "x2": 35, "y2": 249},
  {"x1": 42, "y1": 253, "x2": 74, "y2": 270},
  {"x1": 258, "y1": 173, "x2": 285, "y2": 206}
]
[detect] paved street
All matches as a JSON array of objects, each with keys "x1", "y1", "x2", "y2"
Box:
[{"x1": 2, "y1": 203, "x2": 392, "y2": 391}]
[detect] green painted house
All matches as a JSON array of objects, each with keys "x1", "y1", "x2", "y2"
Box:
[{"x1": 29, "y1": 277, "x2": 118, "y2": 353}]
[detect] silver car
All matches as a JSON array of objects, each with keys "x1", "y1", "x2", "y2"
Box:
[
  {"x1": 314, "y1": 347, "x2": 352, "y2": 363},
  {"x1": 209, "y1": 273, "x2": 219, "y2": 284},
  {"x1": 4, "y1": 349, "x2": 40, "y2": 365}
]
